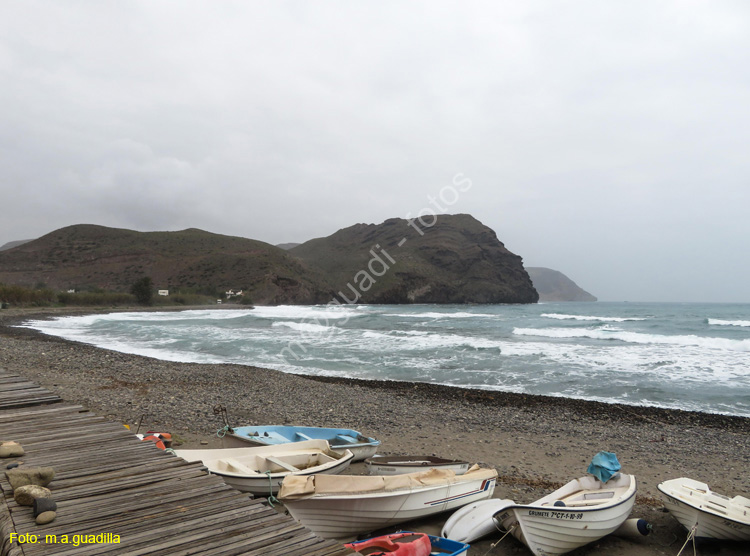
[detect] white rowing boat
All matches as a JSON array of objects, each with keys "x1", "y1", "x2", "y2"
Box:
[
  {"x1": 365, "y1": 455, "x2": 470, "y2": 476},
  {"x1": 657, "y1": 477, "x2": 750, "y2": 541},
  {"x1": 494, "y1": 473, "x2": 636, "y2": 555},
  {"x1": 278, "y1": 465, "x2": 498, "y2": 539},
  {"x1": 173, "y1": 439, "x2": 353, "y2": 497}
]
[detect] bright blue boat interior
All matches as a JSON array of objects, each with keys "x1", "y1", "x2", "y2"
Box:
[{"x1": 232, "y1": 425, "x2": 380, "y2": 448}]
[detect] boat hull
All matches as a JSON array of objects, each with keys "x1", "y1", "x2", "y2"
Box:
[
  {"x1": 658, "y1": 478, "x2": 750, "y2": 541},
  {"x1": 442, "y1": 498, "x2": 515, "y2": 543},
  {"x1": 211, "y1": 455, "x2": 351, "y2": 496},
  {"x1": 280, "y1": 468, "x2": 497, "y2": 539},
  {"x1": 174, "y1": 439, "x2": 353, "y2": 497},
  {"x1": 495, "y1": 474, "x2": 637, "y2": 556},
  {"x1": 222, "y1": 425, "x2": 379, "y2": 462}
]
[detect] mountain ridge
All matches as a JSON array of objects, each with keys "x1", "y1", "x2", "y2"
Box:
[
  {"x1": 291, "y1": 214, "x2": 538, "y2": 304},
  {"x1": 0, "y1": 216, "x2": 539, "y2": 305}
]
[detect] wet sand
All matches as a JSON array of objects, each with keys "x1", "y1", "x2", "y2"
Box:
[{"x1": 1, "y1": 306, "x2": 748, "y2": 555}]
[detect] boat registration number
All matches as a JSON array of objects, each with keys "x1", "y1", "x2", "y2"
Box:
[{"x1": 526, "y1": 510, "x2": 584, "y2": 520}]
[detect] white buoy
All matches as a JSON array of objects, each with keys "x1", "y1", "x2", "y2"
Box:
[{"x1": 613, "y1": 518, "x2": 653, "y2": 538}]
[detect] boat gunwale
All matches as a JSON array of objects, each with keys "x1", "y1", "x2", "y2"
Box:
[
  {"x1": 494, "y1": 476, "x2": 638, "y2": 517},
  {"x1": 365, "y1": 455, "x2": 469, "y2": 467},
  {"x1": 657, "y1": 482, "x2": 750, "y2": 528},
  {"x1": 281, "y1": 476, "x2": 497, "y2": 502},
  {"x1": 228, "y1": 426, "x2": 381, "y2": 450},
  {"x1": 206, "y1": 450, "x2": 354, "y2": 480}
]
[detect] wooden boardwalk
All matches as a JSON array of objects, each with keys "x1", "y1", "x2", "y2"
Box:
[{"x1": 0, "y1": 372, "x2": 352, "y2": 556}]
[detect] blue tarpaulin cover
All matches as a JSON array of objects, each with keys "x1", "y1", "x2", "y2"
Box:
[{"x1": 587, "y1": 451, "x2": 621, "y2": 483}]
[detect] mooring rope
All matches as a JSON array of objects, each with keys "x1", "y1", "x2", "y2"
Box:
[
  {"x1": 264, "y1": 471, "x2": 280, "y2": 507},
  {"x1": 675, "y1": 524, "x2": 697, "y2": 556},
  {"x1": 481, "y1": 522, "x2": 517, "y2": 556}
]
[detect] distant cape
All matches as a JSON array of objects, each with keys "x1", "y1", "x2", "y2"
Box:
[{"x1": 526, "y1": 267, "x2": 597, "y2": 302}]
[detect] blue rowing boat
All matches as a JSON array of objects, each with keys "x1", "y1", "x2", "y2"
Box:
[{"x1": 221, "y1": 425, "x2": 380, "y2": 462}]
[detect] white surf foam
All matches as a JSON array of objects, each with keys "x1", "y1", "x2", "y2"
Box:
[
  {"x1": 387, "y1": 311, "x2": 497, "y2": 319},
  {"x1": 271, "y1": 321, "x2": 338, "y2": 334},
  {"x1": 513, "y1": 327, "x2": 750, "y2": 351},
  {"x1": 250, "y1": 305, "x2": 361, "y2": 321},
  {"x1": 541, "y1": 313, "x2": 647, "y2": 322},
  {"x1": 708, "y1": 318, "x2": 750, "y2": 327}
]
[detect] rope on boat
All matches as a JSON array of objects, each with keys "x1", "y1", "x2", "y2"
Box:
[
  {"x1": 264, "y1": 471, "x2": 280, "y2": 507},
  {"x1": 675, "y1": 524, "x2": 697, "y2": 556},
  {"x1": 213, "y1": 404, "x2": 234, "y2": 436},
  {"x1": 480, "y1": 522, "x2": 517, "y2": 556}
]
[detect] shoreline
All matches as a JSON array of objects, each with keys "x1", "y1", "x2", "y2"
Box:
[
  {"x1": 2, "y1": 306, "x2": 747, "y2": 430},
  {"x1": 1, "y1": 306, "x2": 748, "y2": 555}
]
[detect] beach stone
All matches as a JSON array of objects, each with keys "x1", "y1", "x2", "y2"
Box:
[
  {"x1": 0, "y1": 441, "x2": 25, "y2": 458},
  {"x1": 14, "y1": 485, "x2": 51, "y2": 506},
  {"x1": 35, "y1": 511, "x2": 56, "y2": 525},
  {"x1": 6, "y1": 467, "x2": 55, "y2": 489},
  {"x1": 33, "y1": 497, "x2": 57, "y2": 517}
]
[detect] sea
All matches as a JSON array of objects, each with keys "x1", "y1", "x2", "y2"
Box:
[{"x1": 21, "y1": 302, "x2": 750, "y2": 418}]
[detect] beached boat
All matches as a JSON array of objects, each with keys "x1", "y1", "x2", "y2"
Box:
[
  {"x1": 365, "y1": 455, "x2": 470, "y2": 476},
  {"x1": 221, "y1": 425, "x2": 380, "y2": 462},
  {"x1": 173, "y1": 439, "x2": 353, "y2": 497},
  {"x1": 278, "y1": 465, "x2": 497, "y2": 539},
  {"x1": 657, "y1": 477, "x2": 750, "y2": 541},
  {"x1": 491, "y1": 473, "x2": 637, "y2": 555},
  {"x1": 345, "y1": 531, "x2": 469, "y2": 555},
  {"x1": 442, "y1": 498, "x2": 516, "y2": 543}
]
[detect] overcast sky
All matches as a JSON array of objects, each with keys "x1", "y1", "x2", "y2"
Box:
[{"x1": 1, "y1": 1, "x2": 748, "y2": 302}]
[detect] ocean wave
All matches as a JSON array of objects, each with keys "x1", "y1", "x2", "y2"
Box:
[
  {"x1": 541, "y1": 313, "x2": 647, "y2": 322},
  {"x1": 387, "y1": 311, "x2": 497, "y2": 319},
  {"x1": 513, "y1": 327, "x2": 750, "y2": 351},
  {"x1": 708, "y1": 318, "x2": 750, "y2": 327},
  {"x1": 359, "y1": 330, "x2": 503, "y2": 350},
  {"x1": 251, "y1": 305, "x2": 361, "y2": 321},
  {"x1": 271, "y1": 321, "x2": 337, "y2": 334}
]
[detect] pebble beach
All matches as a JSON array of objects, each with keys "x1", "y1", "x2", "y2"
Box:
[{"x1": 1, "y1": 306, "x2": 748, "y2": 555}]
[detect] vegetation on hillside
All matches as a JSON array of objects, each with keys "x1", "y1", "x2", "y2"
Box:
[
  {"x1": 0, "y1": 225, "x2": 332, "y2": 305},
  {"x1": 0, "y1": 283, "x2": 236, "y2": 309}
]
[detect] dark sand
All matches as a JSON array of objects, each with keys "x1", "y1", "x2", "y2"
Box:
[{"x1": 1, "y1": 306, "x2": 748, "y2": 555}]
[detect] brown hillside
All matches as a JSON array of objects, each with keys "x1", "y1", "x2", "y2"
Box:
[{"x1": 0, "y1": 225, "x2": 333, "y2": 304}]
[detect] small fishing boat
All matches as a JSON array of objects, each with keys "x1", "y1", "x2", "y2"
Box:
[
  {"x1": 365, "y1": 455, "x2": 470, "y2": 476},
  {"x1": 657, "y1": 477, "x2": 750, "y2": 541},
  {"x1": 278, "y1": 465, "x2": 497, "y2": 539},
  {"x1": 221, "y1": 425, "x2": 380, "y2": 462},
  {"x1": 491, "y1": 473, "x2": 637, "y2": 555},
  {"x1": 173, "y1": 439, "x2": 353, "y2": 497},
  {"x1": 345, "y1": 531, "x2": 469, "y2": 555}
]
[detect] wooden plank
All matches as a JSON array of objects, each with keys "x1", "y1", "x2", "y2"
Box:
[{"x1": 0, "y1": 374, "x2": 354, "y2": 556}]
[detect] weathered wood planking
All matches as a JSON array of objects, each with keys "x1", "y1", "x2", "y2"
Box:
[{"x1": 0, "y1": 372, "x2": 353, "y2": 555}]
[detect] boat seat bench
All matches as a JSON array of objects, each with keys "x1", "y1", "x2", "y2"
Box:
[
  {"x1": 265, "y1": 456, "x2": 300, "y2": 473},
  {"x1": 220, "y1": 458, "x2": 258, "y2": 475},
  {"x1": 336, "y1": 434, "x2": 358, "y2": 443}
]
